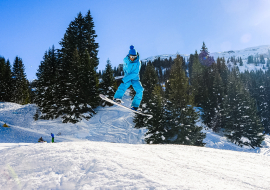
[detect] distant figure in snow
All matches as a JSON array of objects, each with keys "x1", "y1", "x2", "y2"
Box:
[
  {"x1": 38, "y1": 137, "x2": 45, "y2": 142},
  {"x1": 51, "y1": 133, "x2": 54, "y2": 143},
  {"x1": 2, "y1": 123, "x2": 9, "y2": 128},
  {"x1": 113, "y1": 45, "x2": 144, "y2": 111}
]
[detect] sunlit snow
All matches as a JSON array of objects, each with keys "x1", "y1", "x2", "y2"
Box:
[{"x1": 1, "y1": 90, "x2": 270, "y2": 189}]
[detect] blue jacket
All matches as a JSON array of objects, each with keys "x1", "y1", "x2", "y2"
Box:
[
  {"x1": 51, "y1": 133, "x2": 54, "y2": 138},
  {"x1": 122, "y1": 55, "x2": 141, "y2": 83}
]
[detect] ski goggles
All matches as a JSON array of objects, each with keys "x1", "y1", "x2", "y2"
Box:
[{"x1": 129, "y1": 55, "x2": 137, "y2": 60}]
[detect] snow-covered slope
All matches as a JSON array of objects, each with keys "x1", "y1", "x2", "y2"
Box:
[
  {"x1": 142, "y1": 45, "x2": 270, "y2": 72},
  {"x1": 0, "y1": 90, "x2": 270, "y2": 153},
  {"x1": 210, "y1": 45, "x2": 270, "y2": 61},
  {"x1": 1, "y1": 90, "x2": 270, "y2": 189},
  {"x1": 142, "y1": 53, "x2": 187, "y2": 63},
  {"x1": 0, "y1": 91, "x2": 146, "y2": 144},
  {"x1": 142, "y1": 45, "x2": 270, "y2": 62},
  {"x1": 1, "y1": 141, "x2": 270, "y2": 190}
]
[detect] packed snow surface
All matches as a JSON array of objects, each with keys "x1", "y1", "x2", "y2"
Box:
[
  {"x1": 1, "y1": 141, "x2": 270, "y2": 190},
  {"x1": 1, "y1": 90, "x2": 270, "y2": 189}
]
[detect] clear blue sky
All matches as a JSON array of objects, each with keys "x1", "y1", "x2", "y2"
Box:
[{"x1": 1, "y1": 0, "x2": 270, "y2": 80}]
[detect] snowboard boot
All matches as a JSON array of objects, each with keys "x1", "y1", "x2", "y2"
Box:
[
  {"x1": 113, "y1": 98, "x2": 122, "y2": 104},
  {"x1": 131, "y1": 107, "x2": 142, "y2": 112}
]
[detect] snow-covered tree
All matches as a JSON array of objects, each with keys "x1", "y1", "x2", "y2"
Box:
[
  {"x1": 144, "y1": 85, "x2": 167, "y2": 144},
  {"x1": 35, "y1": 46, "x2": 59, "y2": 120},
  {"x1": 223, "y1": 68, "x2": 265, "y2": 148},
  {"x1": 134, "y1": 63, "x2": 159, "y2": 129},
  {"x1": 12, "y1": 56, "x2": 30, "y2": 105},
  {"x1": 165, "y1": 55, "x2": 206, "y2": 146},
  {"x1": 0, "y1": 57, "x2": 13, "y2": 102},
  {"x1": 203, "y1": 69, "x2": 224, "y2": 132},
  {"x1": 35, "y1": 10, "x2": 99, "y2": 123}
]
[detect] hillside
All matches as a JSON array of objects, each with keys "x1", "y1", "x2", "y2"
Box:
[
  {"x1": 0, "y1": 91, "x2": 146, "y2": 144},
  {"x1": 142, "y1": 45, "x2": 270, "y2": 72},
  {"x1": 0, "y1": 90, "x2": 270, "y2": 153}
]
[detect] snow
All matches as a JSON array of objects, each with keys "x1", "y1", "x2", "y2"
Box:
[
  {"x1": 210, "y1": 45, "x2": 270, "y2": 61},
  {"x1": 1, "y1": 90, "x2": 270, "y2": 189},
  {"x1": 1, "y1": 141, "x2": 270, "y2": 190}
]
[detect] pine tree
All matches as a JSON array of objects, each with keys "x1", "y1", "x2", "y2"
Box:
[
  {"x1": 3, "y1": 59, "x2": 13, "y2": 102},
  {"x1": 263, "y1": 69, "x2": 270, "y2": 134},
  {"x1": 219, "y1": 57, "x2": 228, "y2": 94},
  {"x1": 240, "y1": 69, "x2": 270, "y2": 135},
  {"x1": 168, "y1": 105, "x2": 206, "y2": 146},
  {"x1": 83, "y1": 10, "x2": 99, "y2": 68},
  {"x1": 144, "y1": 85, "x2": 166, "y2": 144},
  {"x1": 35, "y1": 46, "x2": 59, "y2": 120},
  {"x1": 133, "y1": 63, "x2": 159, "y2": 129},
  {"x1": 165, "y1": 55, "x2": 205, "y2": 146},
  {"x1": 260, "y1": 55, "x2": 265, "y2": 64},
  {"x1": 75, "y1": 49, "x2": 99, "y2": 121},
  {"x1": 248, "y1": 55, "x2": 254, "y2": 64},
  {"x1": 188, "y1": 54, "x2": 194, "y2": 81},
  {"x1": 223, "y1": 68, "x2": 265, "y2": 148},
  {"x1": 12, "y1": 56, "x2": 30, "y2": 104},
  {"x1": 63, "y1": 49, "x2": 82, "y2": 123},
  {"x1": 203, "y1": 69, "x2": 224, "y2": 132},
  {"x1": 257, "y1": 85, "x2": 270, "y2": 134},
  {"x1": 0, "y1": 57, "x2": 6, "y2": 101},
  {"x1": 191, "y1": 50, "x2": 207, "y2": 107},
  {"x1": 239, "y1": 57, "x2": 243, "y2": 66},
  {"x1": 54, "y1": 10, "x2": 99, "y2": 123},
  {"x1": 139, "y1": 62, "x2": 146, "y2": 79},
  {"x1": 100, "y1": 59, "x2": 117, "y2": 107},
  {"x1": 199, "y1": 42, "x2": 215, "y2": 67},
  {"x1": 158, "y1": 67, "x2": 163, "y2": 83},
  {"x1": 0, "y1": 57, "x2": 13, "y2": 102}
]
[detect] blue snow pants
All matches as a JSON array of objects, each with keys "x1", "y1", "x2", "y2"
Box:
[{"x1": 114, "y1": 80, "x2": 144, "y2": 108}]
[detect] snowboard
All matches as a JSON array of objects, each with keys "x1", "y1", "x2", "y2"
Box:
[{"x1": 99, "y1": 94, "x2": 153, "y2": 119}]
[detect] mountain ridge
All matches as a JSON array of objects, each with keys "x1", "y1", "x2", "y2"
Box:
[{"x1": 142, "y1": 45, "x2": 270, "y2": 62}]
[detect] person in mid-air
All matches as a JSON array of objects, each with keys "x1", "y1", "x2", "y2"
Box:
[{"x1": 113, "y1": 45, "x2": 144, "y2": 111}]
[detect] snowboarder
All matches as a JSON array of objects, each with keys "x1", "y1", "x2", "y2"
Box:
[
  {"x1": 51, "y1": 133, "x2": 54, "y2": 143},
  {"x1": 113, "y1": 45, "x2": 144, "y2": 111}
]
